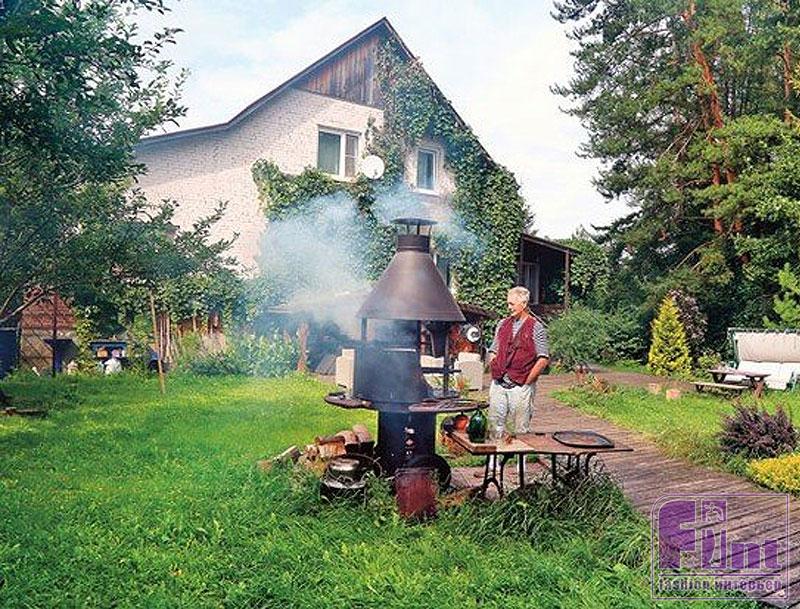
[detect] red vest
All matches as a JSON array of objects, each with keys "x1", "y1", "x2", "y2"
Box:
[{"x1": 490, "y1": 316, "x2": 538, "y2": 385}]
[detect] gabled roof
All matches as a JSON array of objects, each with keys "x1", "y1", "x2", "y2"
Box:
[{"x1": 138, "y1": 17, "x2": 491, "y2": 161}]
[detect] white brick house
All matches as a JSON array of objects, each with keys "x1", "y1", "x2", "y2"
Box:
[
  {"x1": 135, "y1": 18, "x2": 456, "y2": 273},
  {"x1": 135, "y1": 17, "x2": 573, "y2": 311}
]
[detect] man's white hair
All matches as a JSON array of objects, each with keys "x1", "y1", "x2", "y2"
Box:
[{"x1": 508, "y1": 286, "x2": 530, "y2": 305}]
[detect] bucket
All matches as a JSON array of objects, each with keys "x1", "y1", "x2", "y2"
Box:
[
  {"x1": 394, "y1": 467, "x2": 437, "y2": 520},
  {"x1": 0, "y1": 328, "x2": 18, "y2": 379}
]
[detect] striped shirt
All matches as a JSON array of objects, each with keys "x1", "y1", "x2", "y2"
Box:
[{"x1": 488, "y1": 317, "x2": 550, "y2": 359}]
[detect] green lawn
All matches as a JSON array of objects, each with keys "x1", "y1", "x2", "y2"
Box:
[
  {"x1": 0, "y1": 372, "x2": 749, "y2": 608},
  {"x1": 554, "y1": 383, "x2": 800, "y2": 469}
]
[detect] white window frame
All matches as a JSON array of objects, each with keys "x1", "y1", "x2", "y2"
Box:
[
  {"x1": 317, "y1": 127, "x2": 359, "y2": 179},
  {"x1": 415, "y1": 148, "x2": 437, "y2": 193}
]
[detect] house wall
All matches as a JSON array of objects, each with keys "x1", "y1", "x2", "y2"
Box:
[
  {"x1": 137, "y1": 89, "x2": 455, "y2": 272},
  {"x1": 135, "y1": 88, "x2": 383, "y2": 272},
  {"x1": 136, "y1": 88, "x2": 456, "y2": 272}
]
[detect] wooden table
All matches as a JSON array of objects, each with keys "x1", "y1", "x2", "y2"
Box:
[
  {"x1": 708, "y1": 367, "x2": 770, "y2": 398},
  {"x1": 447, "y1": 431, "x2": 632, "y2": 498}
]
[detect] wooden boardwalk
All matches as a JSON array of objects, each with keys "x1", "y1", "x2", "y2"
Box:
[{"x1": 454, "y1": 371, "x2": 798, "y2": 607}]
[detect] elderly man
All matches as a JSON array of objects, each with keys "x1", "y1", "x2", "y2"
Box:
[{"x1": 487, "y1": 286, "x2": 550, "y2": 441}]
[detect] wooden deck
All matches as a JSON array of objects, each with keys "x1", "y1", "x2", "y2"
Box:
[{"x1": 453, "y1": 370, "x2": 798, "y2": 607}]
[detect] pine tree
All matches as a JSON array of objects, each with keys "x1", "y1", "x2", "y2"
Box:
[
  {"x1": 553, "y1": 0, "x2": 800, "y2": 343},
  {"x1": 648, "y1": 296, "x2": 692, "y2": 376}
]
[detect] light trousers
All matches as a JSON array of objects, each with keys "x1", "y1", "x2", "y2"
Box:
[{"x1": 488, "y1": 380, "x2": 537, "y2": 437}]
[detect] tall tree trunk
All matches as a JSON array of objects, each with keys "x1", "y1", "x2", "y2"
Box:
[
  {"x1": 781, "y1": 1, "x2": 795, "y2": 124},
  {"x1": 683, "y1": 0, "x2": 738, "y2": 235}
]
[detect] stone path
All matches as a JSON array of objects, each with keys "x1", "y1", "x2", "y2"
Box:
[{"x1": 452, "y1": 370, "x2": 798, "y2": 607}]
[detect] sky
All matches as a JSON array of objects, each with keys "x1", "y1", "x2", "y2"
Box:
[{"x1": 139, "y1": 0, "x2": 631, "y2": 240}]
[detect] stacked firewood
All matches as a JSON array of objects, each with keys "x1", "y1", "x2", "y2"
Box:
[{"x1": 258, "y1": 424, "x2": 373, "y2": 471}]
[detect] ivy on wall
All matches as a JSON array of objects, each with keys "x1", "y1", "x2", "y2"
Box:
[{"x1": 251, "y1": 39, "x2": 528, "y2": 315}]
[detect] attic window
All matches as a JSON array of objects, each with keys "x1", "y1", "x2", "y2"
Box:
[
  {"x1": 317, "y1": 129, "x2": 358, "y2": 178},
  {"x1": 416, "y1": 149, "x2": 436, "y2": 192}
]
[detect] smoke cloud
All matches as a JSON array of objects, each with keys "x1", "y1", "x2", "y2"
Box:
[{"x1": 256, "y1": 182, "x2": 482, "y2": 335}]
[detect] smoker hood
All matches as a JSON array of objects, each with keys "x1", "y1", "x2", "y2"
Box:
[{"x1": 357, "y1": 232, "x2": 466, "y2": 322}]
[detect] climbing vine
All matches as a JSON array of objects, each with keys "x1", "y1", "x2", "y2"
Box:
[{"x1": 251, "y1": 39, "x2": 528, "y2": 315}]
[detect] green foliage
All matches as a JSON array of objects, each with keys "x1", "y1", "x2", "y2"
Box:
[
  {"x1": 373, "y1": 43, "x2": 528, "y2": 314},
  {"x1": 748, "y1": 453, "x2": 800, "y2": 494},
  {"x1": 0, "y1": 374, "x2": 752, "y2": 608},
  {"x1": 549, "y1": 306, "x2": 610, "y2": 368},
  {"x1": 560, "y1": 229, "x2": 613, "y2": 307},
  {"x1": 768, "y1": 264, "x2": 800, "y2": 328},
  {"x1": 0, "y1": 0, "x2": 195, "y2": 324},
  {"x1": 549, "y1": 305, "x2": 645, "y2": 367},
  {"x1": 183, "y1": 333, "x2": 299, "y2": 378},
  {"x1": 648, "y1": 297, "x2": 692, "y2": 376},
  {"x1": 553, "y1": 1, "x2": 800, "y2": 347}
]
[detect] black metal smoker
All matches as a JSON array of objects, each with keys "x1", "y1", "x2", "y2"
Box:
[{"x1": 325, "y1": 218, "x2": 485, "y2": 480}]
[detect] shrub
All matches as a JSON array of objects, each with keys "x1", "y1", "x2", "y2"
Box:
[
  {"x1": 694, "y1": 351, "x2": 723, "y2": 377},
  {"x1": 748, "y1": 454, "x2": 800, "y2": 494},
  {"x1": 548, "y1": 305, "x2": 609, "y2": 368},
  {"x1": 184, "y1": 333, "x2": 299, "y2": 377},
  {"x1": 667, "y1": 289, "x2": 707, "y2": 356},
  {"x1": 549, "y1": 306, "x2": 645, "y2": 367},
  {"x1": 604, "y1": 308, "x2": 646, "y2": 361},
  {"x1": 235, "y1": 334, "x2": 299, "y2": 378},
  {"x1": 647, "y1": 296, "x2": 692, "y2": 376},
  {"x1": 719, "y1": 404, "x2": 797, "y2": 459}
]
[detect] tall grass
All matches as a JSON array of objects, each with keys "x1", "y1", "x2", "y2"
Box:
[{"x1": 0, "y1": 373, "x2": 752, "y2": 608}]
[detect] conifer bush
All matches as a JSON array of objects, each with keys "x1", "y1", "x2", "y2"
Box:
[{"x1": 647, "y1": 296, "x2": 692, "y2": 376}]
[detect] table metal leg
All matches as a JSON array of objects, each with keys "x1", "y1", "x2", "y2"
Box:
[{"x1": 480, "y1": 455, "x2": 502, "y2": 498}]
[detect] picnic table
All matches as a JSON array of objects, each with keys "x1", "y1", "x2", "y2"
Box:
[
  {"x1": 707, "y1": 367, "x2": 770, "y2": 398},
  {"x1": 447, "y1": 430, "x2": 632, "y2": 498}
]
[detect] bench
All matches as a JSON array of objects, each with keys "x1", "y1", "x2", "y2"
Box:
[{"x1": 694, "y1": 381, "x2": 748, "y2": 395}]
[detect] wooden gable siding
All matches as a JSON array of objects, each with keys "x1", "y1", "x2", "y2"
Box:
[{"x1": 296, "y1": 31, "x2": 384, "y2": 107}]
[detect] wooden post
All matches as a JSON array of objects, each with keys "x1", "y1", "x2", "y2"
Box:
[
  {"x1": 563, "y1": 251, "x2": 571, "y2": 310},
  {"x1": 149, "y1": 291, "x2": 166, "y2": 395},
  {"x1": 296, "y1": 321, "x2": 309, "y2": 372},
  {"x1": 51, "y1": 294, "x2": 57, "y2": 377}
]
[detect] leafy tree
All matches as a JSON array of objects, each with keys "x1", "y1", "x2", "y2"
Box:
[
  {"x1": 667, "y1": 288, "x2": 707, "y2": 356},
  {"x1": 560, "y1": 228, "x2": 613, "y2": 307},
  {"x1": 554, "y1": 0, "x2": 800, "y2": 345},
  {"x1": 768, "y1": 264, "x2": 800, "y2": 328},
  {"x1": 648, "y1": 296, "x2": 692, "y2": 376},
  {"x1": 0, "y1": 0, "x2": 190, "y2": 325}
]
